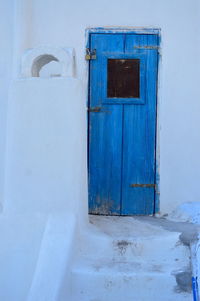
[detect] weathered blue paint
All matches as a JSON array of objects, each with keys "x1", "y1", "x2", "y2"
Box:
[
  {"x1": 121, "y1": 34, "x2": 158, "y2": 215},
  {"x1": 88, "y1": 32, "x2": 159, "y2": 215},
  {"x1": 155, "y1": 32, "x2": 161, "y2": 214},
  {"x1": 192, "y1": 276, "x2": 199, "y2": 301}
]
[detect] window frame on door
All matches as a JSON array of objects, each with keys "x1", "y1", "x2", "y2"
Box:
[{"x1": 102, "y1": 52, "x2": 147, "y2": 105}]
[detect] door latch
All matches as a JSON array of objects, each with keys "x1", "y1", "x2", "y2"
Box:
[{"x1": 85, "y1": 48, "x2": 96, "y2": 60}]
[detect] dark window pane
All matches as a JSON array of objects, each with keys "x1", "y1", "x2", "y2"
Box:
[{"x1": 107, "y1": 59, "x2": 140, "y2": 98}]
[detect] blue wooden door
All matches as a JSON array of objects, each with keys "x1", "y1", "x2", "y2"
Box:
[{"x1": 88, "y1": 33, "x2": 159, "y2": 215}]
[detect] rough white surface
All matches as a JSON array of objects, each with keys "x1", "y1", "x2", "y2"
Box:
[
  {"x1": 168, "y1": 202, "x2": 200, "y2": 224},
  {"x1": 71, "y1": 216, "x2": 192, "y2": 301}
]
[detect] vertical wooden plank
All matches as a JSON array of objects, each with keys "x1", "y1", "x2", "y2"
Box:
[
  {"x1": 88, "y1": 34, "x2": 124, "y2": 215},
  {"x1": 121, "y1": 34, "x2": 158, "y2": 215},
  {"x1": 147, "y1": 34, "x2": 160, "y2": 214}
]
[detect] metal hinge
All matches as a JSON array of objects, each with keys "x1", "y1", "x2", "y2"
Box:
[
  {"x1": 88, "y1": 106, "x2": 101, "y2": 112},
  {"x1": 130, "y1": 184, "x2": 156, "y2": 188},
  {"x1": 87, "y1": 106, "x2": 110, "y2": 113},
  {"x1": 134, "y1": 45, "x2": 160, "y2": 53},
  {"x1": 134, "y1": 46, "x2": 160, "y2": 50},
  {"x1": 85, "y1": 48, "x2": 96, "y2": 60},
  {"x1": 134, "y1": 46, "x2": 160, "y2": 49}
]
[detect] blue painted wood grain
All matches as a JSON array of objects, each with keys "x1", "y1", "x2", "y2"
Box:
[
  {"x1": 88, "y1": 33, "x2": 159, "y2": 215},
  {"x1": 121, "y1": 34, "x2": 158, "y2": 215},
  {"x1": 88, "y1": 34, "x2": 124, "y2": 215}
]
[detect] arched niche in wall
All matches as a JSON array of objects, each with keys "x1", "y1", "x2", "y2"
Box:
[
  {"x1": 32, "y1": 54, "x2": 60, "y2": 77},
  {"x1": 21, "y1": 46, "x2": 75, "y2": 78}
]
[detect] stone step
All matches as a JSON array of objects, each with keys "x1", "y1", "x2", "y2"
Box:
[
  {"x1": 71, "y1": 216, "x2": 192, "y2": 301},
  {"x1": 71, "y1": 258, "x2": 192, "y2": 301},
  {"x1": 78, "y1": 217, "x2": 190, "y2": 267},
  {"x1": 79, "y1": 234, "x2": 190, "y2": 267}
]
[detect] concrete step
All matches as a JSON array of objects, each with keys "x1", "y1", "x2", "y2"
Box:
[
  {"x1": 71, "y1": 216, "x2": 192, "y2": 301},
  {"x1": 71, "y1": 258, "x2": 192, "y2": 301},
  {"x1": 78, "y1": 216, "x2": 190, "y2": 267}
]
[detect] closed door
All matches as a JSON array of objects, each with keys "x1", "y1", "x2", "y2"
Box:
[{"x1": 88, "y1": 33, "x2": 159, "y2": 215}]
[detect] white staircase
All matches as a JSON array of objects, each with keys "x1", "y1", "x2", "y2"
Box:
[{"x1": 71, "y1": 216, "x2": 192, "y2": 301}]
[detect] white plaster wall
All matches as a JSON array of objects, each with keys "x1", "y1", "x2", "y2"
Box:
[
  {"x1": 3, "y1": 76, "x2": 86, "y2": 300},
  {"x1": 0, "y1": 0, "x2": 14, "y2": 210},
  {"x1": 10, "y1": 0, "x2": 200, "y2": 214},
  {"x1": 0, "y1": 213, "x2": 47, "y2": 301},
  {"x1": 5, "y1": 78, "x2": 87, "y2": 217},
  {"x1": 0, "y1": 0, "x2": 199, "y2": 300},
  {"x1": 1, "y1": 0, "x2": 200, "y2": 225}
]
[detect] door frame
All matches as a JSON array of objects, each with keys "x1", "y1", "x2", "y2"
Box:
[{"x1": 85, "y1": 27, "x2": 161, "y2": 214}]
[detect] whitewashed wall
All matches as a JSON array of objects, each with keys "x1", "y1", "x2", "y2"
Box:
[
  {"x1": 0, "y1": 1, "x2": 199, "y2": 300},
  {"x1": 0, "y1": 0, "x2": 13, "y2": 210},
  {"x1": 1, "y1": 0, "x2": 200, "y2": 216},
  {"x1": 5, "y1": 0, "x2": 199, "y2": 215}
]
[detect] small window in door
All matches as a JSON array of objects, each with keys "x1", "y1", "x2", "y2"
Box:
[{"x1": 107, "y1": 59, "x2": 140, "y2": 98}]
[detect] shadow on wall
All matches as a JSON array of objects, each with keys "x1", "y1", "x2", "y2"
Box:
[{"x1": 32, "y1": 54, "x2": 61, "y2": 78}]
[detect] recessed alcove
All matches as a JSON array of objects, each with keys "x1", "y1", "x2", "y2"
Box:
[
  {"x1": 32, "y1": 54, "x2": 62, "y2": 77},
  {"x1": 21, "y1": 46, "x2": 75, "y2": 78}
]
